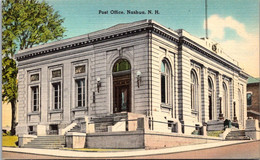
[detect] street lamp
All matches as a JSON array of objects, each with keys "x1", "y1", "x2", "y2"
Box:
[
  {"x1": 137, "y1": 71, "x2": 142, "y2": 88},
  {"x1": 97, "y1": 77, "x2": 101, "y2": 93}
]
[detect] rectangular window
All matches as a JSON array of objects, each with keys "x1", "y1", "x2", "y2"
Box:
[
  {"x1": 161, "y1": 75, "x2": 166, "y2": 103},
  {"x1": 52, "y1": 82, "x2": 61, "y2": 109},
  {"x1": 247, "y1": 93, "x2": 252, "y2": 106},
  {"x1": 76, "y1": 79, "x2": 85, "y2": 107},
  {"x1": 75, "y1": 65, "x2": 85, "y2": 74},
  {"x1": 31, "y1": 86, "x2": 39, "y2": 111},
  {"x1": 52, "y1": 70, "x2": 61, "y2": 78},
  {"x1": 30, "y1": 74, "x2": 39, "y2": 82}
]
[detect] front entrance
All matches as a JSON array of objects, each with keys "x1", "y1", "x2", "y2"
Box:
[{"x1": 113, "y1": 74, "x2": 131, "y2": 113}]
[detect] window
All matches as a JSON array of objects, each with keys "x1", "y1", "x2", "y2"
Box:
[
  {"x1": 247, "y1": 92, "x2": 252, "y2": 106},
  {"x1": 52, "y1": 82, "x2": 61, "y2": 109},
  {"x1": 75, "y1": 65, "x2": 85, "y2": 74},
  {"x1": 30, "y1": 74, "x2": 39, "y2": 82},
  {"x1": 73, "y1": 60, "x2": 88, "y2": 109},
  {"x1": 52, "y1": 70, "x2": 61, "y2": 78},
  {"x1": 113, "y1": 59, "x2": 131, "y2": 72},
  {"x1": 208, "y1": 77, "x2": 214, "y2": 120},
  {"x1": 190, "y1": 70, "x2": 198, "y2": 110},
  {"x1": 161, "y1": 60, "x2": 170, "y2": 104},
  {"x1": 31, "y1": 86, "x2": 39, "y2": 112},
  {"x1": 223, "y1": 83, "x2": 228, "y2": 118},
  {"x1": 28, "y1": 126, "x2": 37, "y2": 135},
  {"x1": 76, "y1": 79, "x2": 85, "y2": 107}
]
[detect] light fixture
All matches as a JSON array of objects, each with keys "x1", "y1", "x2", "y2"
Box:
[
  {"x1": 136, "y1": 71, "x2": 142, "y2": 88},
  {"x1": 97, "y1": 77, "x2": 101, "y2": 93}
]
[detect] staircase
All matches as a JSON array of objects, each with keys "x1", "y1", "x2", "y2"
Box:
[
  {"x1": 68, "y1": 123, "x2": 82, "y2": 132},
  {"x1": 225, "y1": 130, "x2": 251, "y2": 140},
  {"x1": 22, "y1": 135, "x2": 65, "y2": 149},
  {"x1": 92, "y1": 112, "x2": 128, "y2": 132}
]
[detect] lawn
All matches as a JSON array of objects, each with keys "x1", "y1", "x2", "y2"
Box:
[
  {"x1": 2, "y1": 135, "x2": 18, "y2": 147},
  {"x1": 207, "y1": 130, "x2": 224, "y2": 137}
]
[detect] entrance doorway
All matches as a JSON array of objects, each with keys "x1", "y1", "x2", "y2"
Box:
[
  {"x1": 113, "y1": 74, "x2": 131, "y2": 113},
  {"x1": 112, "y1": 59, "x2": 131, "y2": 113}
]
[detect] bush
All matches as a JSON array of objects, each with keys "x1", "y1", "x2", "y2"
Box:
[
  {"x1": 2, "y1": 135, "x2": 18, "y2": 147},
  {"x1": 207, "y1": 130, "x2": 224, "y2": 137}
]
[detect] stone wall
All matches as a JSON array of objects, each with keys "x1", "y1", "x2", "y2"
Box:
[
  {"x1": 86, "y1": 131, "x2": 144, "y2": 149},
  {"x1": 85, "y1": 130, "x2": 221, "y2": 149},
  {"x1": 144, "y1": 130, "x2": 222, "y2": 149}
]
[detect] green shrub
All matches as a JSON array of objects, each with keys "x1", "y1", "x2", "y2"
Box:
[
  {"x1": 207, "y1": 130, "x2": 224, "y2": 137},
  {"x1": 2, "y1": 135, "x2": 18, "y2": 147}
]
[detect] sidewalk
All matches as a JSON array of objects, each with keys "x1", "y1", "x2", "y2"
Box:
[{"x1": 2, "y1": 140, "x2": 253, "y2": 158}]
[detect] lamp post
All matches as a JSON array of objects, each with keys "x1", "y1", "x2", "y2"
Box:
[
  {"x1": 137, "y1": 71, "x2": 142, "y2": 88},
  {"x1": 97, "y1": 77, "x2": 101, "y2": 93},
  {"x1": 219, "y1": 94, "x2": 224, "y2": 120},
  {"x1": 233, "y1": 99, "x2": 238, "y2": 122}
]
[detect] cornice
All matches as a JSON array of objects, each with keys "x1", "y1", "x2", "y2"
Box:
[
  {"x1": 15, "y1": 20, "x2": 248, "y2": 80},
  {"x1": 179, "y1": 36, "x2": 242, "y2": 73},
  {"x1": 16, "y1": 27, "x2": 150, "y2": 61},
  {"x1": 15, "y1": 21, "x2": 181, "y2": 62}
]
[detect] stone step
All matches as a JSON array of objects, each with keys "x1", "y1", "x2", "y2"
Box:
[
  {"x1": 23, "y1": 135, "x2": 65, "y2": 149},
  {"x1": 27, "y1": 141, "x2": 65, "y2": 144},
  {"x1": 23, "y1": 145, "x2": 64, "y2": 149},
  {"x1": 225, "y1": 130, "x2": 250, "y2": 141},
  {"x1": 69, "y1": 125, "x2": 81, "y2": 132},
  {"x1": 225, "y1": 136, "x2": 250, "y2": 140}
]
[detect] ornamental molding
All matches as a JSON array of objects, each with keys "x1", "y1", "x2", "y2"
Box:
[
  {"x1": 15, "y1": 22, "x2": 180, "y2": 62},
  {"x1": 180, "y1": 37, "x2": 241, "y2": 72},
  {"x1": 15, "y1": 21, "x2": 244, "y2": 76}
]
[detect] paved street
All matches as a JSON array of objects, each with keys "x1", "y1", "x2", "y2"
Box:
[
  {"x1": 3, "y1": 140, "x2": 260, "y2": 159},
  {"x1": 127, "y1": 140, "x2": 260, "y2": 159}
]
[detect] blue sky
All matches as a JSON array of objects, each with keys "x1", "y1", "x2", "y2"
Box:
[{"x1": 44, "y1": 0, "x2": 259, "y2": 77}]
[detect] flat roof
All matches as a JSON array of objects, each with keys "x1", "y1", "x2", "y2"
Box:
[{"x1": 248, "y1": 76, "x2": 260, "y2": 84}]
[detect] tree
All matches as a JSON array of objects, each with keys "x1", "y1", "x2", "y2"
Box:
[{"x1": 2, "y1": 0, "x2": 66, "y2": 135}]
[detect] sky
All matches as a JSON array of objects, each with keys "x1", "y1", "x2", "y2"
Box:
[{"x1": 44, "y1": 0, "x2": 258, "y2": 77}]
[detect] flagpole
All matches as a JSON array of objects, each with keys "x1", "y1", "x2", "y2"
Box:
[{"x1": 205, "y1": 0, "x2": 208, "y2": 39}]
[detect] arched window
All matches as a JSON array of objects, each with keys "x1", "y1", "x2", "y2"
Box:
[
  {"x1": 223, "y1": 83, "x2": 228, "y2": 119},
  {"x1": 208, "y1": 77, "x2": 214, "y2": 120},
  {"x1": 238, "y1": 89, "x2": 243, "y2": 121},
  {"x1": 161, "y1": 60, "x2": 170, "y2": 104},
  {"x1": 113, "y1": 59, "x2": 131, "y2": 72},
  {"x1": 191, "y1": 70, "x2": 198, "y2": 110}
]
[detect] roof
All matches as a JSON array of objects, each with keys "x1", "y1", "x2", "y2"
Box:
[
  {"x1": 247, "y1": 110, "x2": 260, "y2": 116},
  {"x1": 248, "y1": 76, "x2": 260, "y2": 84}
]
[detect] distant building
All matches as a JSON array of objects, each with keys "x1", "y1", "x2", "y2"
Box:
[
  {"x1": 247, "y1": 77, "x2": 260, "y2": 122},
  {"x1": 15, "y1": 19, "x2": 249, "y2": 137}
]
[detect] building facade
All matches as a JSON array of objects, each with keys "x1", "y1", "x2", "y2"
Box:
[
  {"x1": 247, "y1": 77, "x2": 260, "y2": 122},
  {"x1": 15, "y1": 20, "x2": 248, "y2": 136}
]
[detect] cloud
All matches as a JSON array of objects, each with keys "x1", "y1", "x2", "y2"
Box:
[{"x1": 204, "y1": 15, "x2": 259, "y2": 77}]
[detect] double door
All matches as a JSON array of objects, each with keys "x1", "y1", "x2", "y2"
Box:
[{"x1": 113, "y1": 74, "x2": 131, "y2": 113}]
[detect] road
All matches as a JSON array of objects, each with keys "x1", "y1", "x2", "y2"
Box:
[{"x1": 3, "y1": 140, "x2": 260, "y2": 159}]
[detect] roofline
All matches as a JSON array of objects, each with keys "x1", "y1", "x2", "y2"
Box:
[{"x1": 15, "y1": 19, "x2": 247, "y2": 77}]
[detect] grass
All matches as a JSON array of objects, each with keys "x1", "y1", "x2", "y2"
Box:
[
  {"x1": 62, "y1": 148, "x2": 129, "y2": 152},
  {"x1": 207, "y1": 130, "x2": 224, "y2": 137},
  {"x1": 2, "y1": 135, "x2": 18, "y2": 147}
]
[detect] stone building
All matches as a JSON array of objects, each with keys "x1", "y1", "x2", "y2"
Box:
[
  {"x1": 247, "y1": 77, "x2": 260, "y2": 122},
  {"x1": 15, "y1": 19, "x2": 249, "y2": 138}
]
